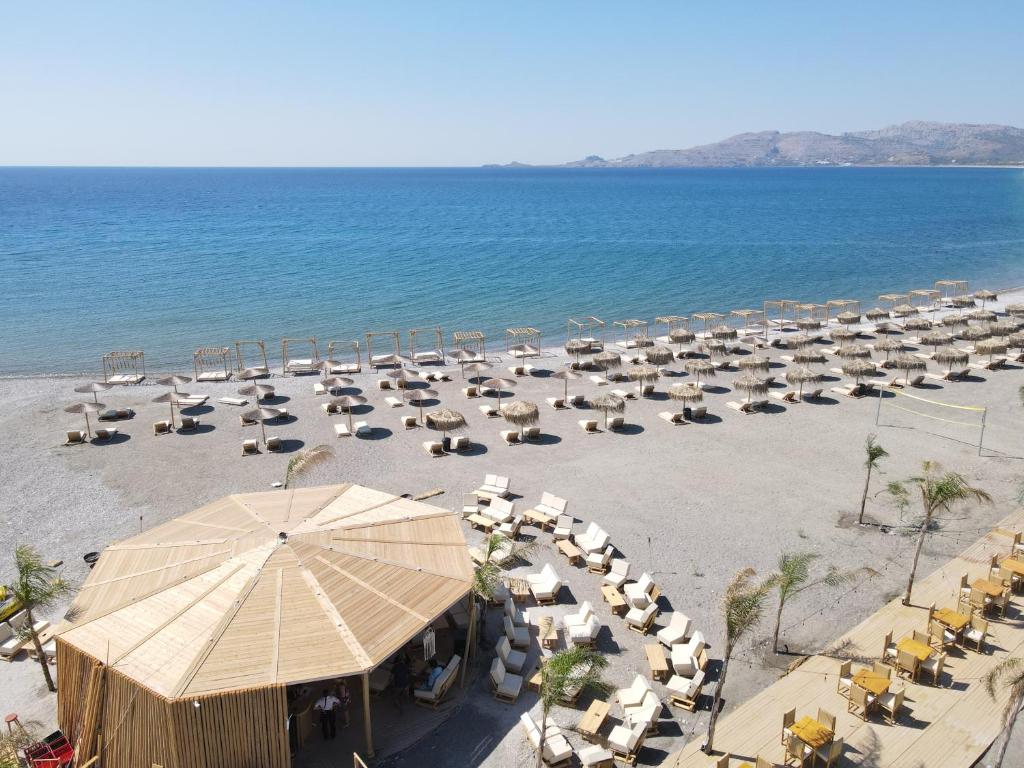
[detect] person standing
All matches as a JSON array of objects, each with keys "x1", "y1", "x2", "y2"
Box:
[
  {"x1": 313, "y1": 688, "x2": 341, "y2": 740},
  {"x1": 391, "y1": 655, "x2": 410, "y2": 712},
  {"x1": 336, "y1": 681, "x2": 352, "y2": 727}
]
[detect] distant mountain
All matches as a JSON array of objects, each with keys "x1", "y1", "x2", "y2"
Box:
[{"x1": 492, "y1": 122, "x2": 1024, "y2": 168}]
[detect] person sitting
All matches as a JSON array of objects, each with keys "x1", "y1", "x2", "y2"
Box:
[{"x1": 420, "y1": 661, "x2": 445, "y2": 691}]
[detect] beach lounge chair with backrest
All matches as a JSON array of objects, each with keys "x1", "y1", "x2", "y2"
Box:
[
  {"x1": 179, "y1": 415, "x2": 199, "y2": 432},
  {"x1": 553, "y1": 515, "x2": 574, "y2": 540},
  {"x1": 401, "y1": 414, "x2": 418, "y2": 429},
  {"x1": 578, "y1": 419, "x2": 599, "y2": 433},
  {"x1": 489, "y1": 657, "x2": 523, "y2": 702},
  {"x1": 589, "y1": 374, "x2": 609, "y2": 386},
  {"x1": 658, "y1": 411, "x2": 687, "y2": 425},
  {"x1": 354, "y1": 421, "x2": 371, "y2": 436},
  {"x1": 94, "y1": 427, "x2": 118, "y2": 441},
  {"x1": 726, "y1": 400, "x2": 756, "y2": 414},
  {"x1": 154, "y1": 420, "x2": 173, "y2": 435},
  {"x1": 625, "y1": 603, "x2": 659, "y2": 634},
  {"x1": 496, "y1": 636, "x2": 526, "y2": 673},
  {"x1": 603, "y1": 559, "x2": 630, "y2": 590},
  {"x1": 611, "y1": 388, "x2": 636, "y2": 400},
  {"x1": 385, "y1": 396, "x2": 403, "y2": 408},
  {"x1": 519, "y1": 712, "x2": 573, "y2": 767},
  {"x1": 524, "y1": 426, "x2": 541, "y2": 441},
  {"x1": 479, "y1": 404, "x2": 499, "y2": 418},
  {"x1": 546, "y1": 396, "x2": 567, "y2": 410},
  {"x1": 241, "y1": 439, "x2": 259, "y2": 456},
  {"x1": 666, "y1": 669, "x2": 704, "y2": 711},
  {"x1": 670, "y1": 632, "x2": 707, "y2": 676},
  {"x1": 624, "y1": 573, "x2": 656, "y2": 609},
  {"x1": 413, "y1": 655, "x2": 460, "y2": 709},
  {"x1": 586, "y1": 545, "x2": 613, "y2": 573},
  {"x1": 266, "y1": 436, "x2": 283, "y2": 452},
  {"x1": 569, "y1": 394, "x2": 585, "y2": 407},
  {"x1": 462, "y1": 385, "x2": 479, "y2": 398},
  {"x1": 334, "y1": 422, "x2": 351, "y2": 438},
  {"x1": 503, "y1": 614, "x2": 530, "y2": 648},
  {"x1": 449, "y1": 435, "x2": 470, "y2": 451},
  {"x1": 505, "y1": 596, "x2": 526, "y2": 627},
  {"x1": 607, "y1": 416, "x2": 625, "y2": 430},
  {"x1": 656, "y1": 612, "x2": 692, "y2": 647},
  {"x1": 476, "y1": 474, "x2": 511, "y2": 500},
  {"x1": 770, "y1": 390, "x2": 799, "y2": 403},
  {"x1": 527, "y1": 563, "x2": 562, "y2": 605},
  {"x1": 218, "y1": 396, "x2": 247, "y2": 406},
  {"x1": 423, "y1": 441, "x2": 445, "y2": 457},
  {"x1": 566, "y1": 602, "x2": 601, "y2": 646},
  {"x1": 607, "y1": 721, "x2": 646, "y2": 765}
]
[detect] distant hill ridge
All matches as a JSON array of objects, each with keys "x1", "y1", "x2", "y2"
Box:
[{"x1": 493, "y1": 122, "x2": 1024, "y2": 168}]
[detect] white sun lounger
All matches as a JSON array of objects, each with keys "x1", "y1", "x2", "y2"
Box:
[
  {"x1": 385, "y1": 396, "x2": 403, "y2": 407},
  {"x1": 334, "y1": 423, "x2": 351, "y2": 437},
  {"x1": 218, "y1": 396, "x2": 247, "y2": 406}
]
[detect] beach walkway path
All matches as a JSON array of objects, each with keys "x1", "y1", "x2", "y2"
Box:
[{"x1": 667, "y1": 506, "x2": 1024, "y2": 768}]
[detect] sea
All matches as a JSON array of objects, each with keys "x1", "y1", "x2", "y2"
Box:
[{"x1": 1, "y1": 166, "x2": 1023, "y2": 376}]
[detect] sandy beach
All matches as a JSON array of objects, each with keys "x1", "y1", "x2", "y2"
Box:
[{"x1": 1, "y1": 289, "x2": 1023, "y2": 765}]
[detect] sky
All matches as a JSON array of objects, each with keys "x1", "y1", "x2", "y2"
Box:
[{"x1": 2, "y1": 2, "x2": 1023, "y2": 167}]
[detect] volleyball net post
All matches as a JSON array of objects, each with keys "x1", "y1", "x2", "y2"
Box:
[{"x1": 875, "y1": 387, "x2": 987, "y2": 456}]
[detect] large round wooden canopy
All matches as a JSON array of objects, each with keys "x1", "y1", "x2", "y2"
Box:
[{"x1": 57, "y1": 483, "x2": 473, "y2": 699}]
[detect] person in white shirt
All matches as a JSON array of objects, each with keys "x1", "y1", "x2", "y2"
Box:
[{"x1": 313, "y1": 689, "x2": 341, "y2": 740}]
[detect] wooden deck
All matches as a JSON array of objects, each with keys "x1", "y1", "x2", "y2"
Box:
[{"x1": 668, "y1": 508, "x2": 1024, "y2": 768}]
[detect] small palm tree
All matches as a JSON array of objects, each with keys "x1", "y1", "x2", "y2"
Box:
[
  {"x1": 986, "y1": 657, "x2": 1024, "y2": 768},
  {"x1": 702, "y1": 568, "x2": 774, "y2": 754},
  {"x1": 888, "y1": 461, "x2": 991, "y2": 606},
  {"x1": 535, "y1": 646, "x2": 609, "y2": 768},
  {"x1": 282, "y1": 444, "x2": 333, "y2": 488},
  {"x1": 10, "y1": 545, "x2": 71, "y2": 692},
  {"x1": 858, "y1": 434, "x2": 888, "y2": 525},
  {"x1": 470, "y1": 534, "x2": 536, "y2": 651},
  {"x1": 770, "y1": 552, "x2": 864, "y2": 654}
]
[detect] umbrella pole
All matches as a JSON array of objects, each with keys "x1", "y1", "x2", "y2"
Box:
[
  {"x1": 169, "y1": 402, "x2": 176, "y2": 430},
  {"x1": 564, "y1": 379, "x2": 568, "y2": 400},
  {"x1": 84, "y1": 413, "x2": 91, "y2": 438},
  {"x1": 260, "y1": 420, "x2": 267, "y2": 446},
  {"x1": 348, "y1": 410, "x2": 354, "y2": 432}
]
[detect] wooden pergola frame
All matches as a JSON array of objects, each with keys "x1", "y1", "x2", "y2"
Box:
[
  {"x1": 763, "y1": 300, "x2": 801, "y2": 338},
  {"x1": 505, "y1": 327, "x2": 541, "y2": 357},
  {"x1": 193, "y1": 346, "x2": 232, "y2": 382},
  {"x1": 910, "y1": 289, "x2": 941, "y2": 310},
  {"x1": 326, "y1": 340, "x2": 361, "y2": 374},
  {"x1": 281, "y1": 337, "x2": 320, "y2": 375},
  {"x1": 101, "y1": 350, "x2": 145, "y2": 384},
  {"x1": 234, "y1": 339, "x2": 269, "y2": 375},
  {"x1": 409, "y1": 326, "x2": 445, "y2": 365},
  {"x1": 366, "y1": 331, "x2": 401, "y2": 368},
  {"x1": 612, "y1": 319, "x2": 649, "y2": 349},
  {"x1": 878, "y1": 293, "x2": 910, "y2": 310},
  {"x1": 452, "y1": 330, "x2": 486, "y2": 361},
  {"x1": 825, "y1": 299, "x2": 860, "y2": 323},
  {"x1": 690, "y1": 312, "x2": 724, "y2": 336},
  {"x1": 730, "y1": 309, "x2": 765, "y2": 336},
  {"x1": 567, "y1": 316, "x2": 606, "y2": 350},
  {"x1": 654, "y1": 315, "x2": 687, "y2": 343},
  {"x1": 935, "y1": 279, "x2": 969, "y2": 300}
]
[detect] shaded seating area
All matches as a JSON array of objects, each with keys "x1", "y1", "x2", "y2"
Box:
[
  {"x1": 101, "y1": 350, "x2": 145, "y2": 384},
  {"x1": 193, "y1": 345, "x2": 232, "y2": 381},
  {"x1": 281, "y1": 336, "x2": 321, "y2": 375}
]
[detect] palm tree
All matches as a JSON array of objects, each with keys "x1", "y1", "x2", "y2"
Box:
[
  {"x1": 858, "y1": 434, "x2": 888, "y2": 525},
  {"x1": 888, "y1": 461, "x2": 992, "y2": 606},
  {"x1": 985, "y1": 657, "x2": 1024, "y2": 768},
  {"x1": 702, "y1": 568, "x2": 774, "y2": 755},
  {"x1": 470, "y1": 534, "x2": 536, "y2": 653},
  {"x1": 282, "y1": 444, "x2": 333, "y2": 488},
  {"x1": 770, "y1": 552, "x2": 864, "y2": 654},
  {"x1": 10, "y1": 545, "x2": 70, "y2": 692},
  {"x1": 535, "y1": 646, "x2": 609, "y2": 768}
]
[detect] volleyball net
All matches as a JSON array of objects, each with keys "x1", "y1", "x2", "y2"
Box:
[{"x1": 875, "y1": 387, "x2": 987, "y2": 454}]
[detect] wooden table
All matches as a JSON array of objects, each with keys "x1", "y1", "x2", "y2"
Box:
[
  {"x1": 601, "y1": 584, "x2": 627, "y2": 615},
  {"x1": 789, "y1": 715, "x2": 834, "y2": 749},
  {"x1": 577, "y1": 699, "x2": 610, "y2": 742},
  {"x1": 506, "y1": 577, "x2": 530, "y2": 603},
  {"x1": 1001, "y1": 557, "x2": 1024, "y2": 576},
  {"x1": 467, "y1": 513, "x2": 496, "y2": 531},
  {"x1": 897, "y1": 636, "x2": 934, "y2": 662},
  {"x1": 973, "y1": 578, "x2": 1005, "y2": 598},
  {"x1": 538, "y1": 615, "x2": 558, "y2": 649},
  {"x1": 852, "y1": 669, "x2": 891, "y2": 696},
  {"x1": 527, "y1": 661, "x2": 543, "y2": 692},
  {"x1": 557, "y1": 539, "x2": 584, "y2": 565},
  {"x1": 645, "y1": 643, "x2": 669, "y2": 681},
  {"x1": 933, "y1": 607, "x2": 970, "y2": 633},
  {"x1": 524, "y1": 509, "x2": 554, "y2": 530}
]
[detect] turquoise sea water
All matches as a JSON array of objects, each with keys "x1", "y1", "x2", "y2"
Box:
[{"x1": 1, "y1": 167, "x2": 1023, "y2": 376}]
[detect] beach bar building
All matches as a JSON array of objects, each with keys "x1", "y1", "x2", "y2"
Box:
[{"x1": 54, "y1": 483, "x2": 474, "y2": 768}]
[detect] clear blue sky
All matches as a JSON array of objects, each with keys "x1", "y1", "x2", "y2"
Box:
[{"x1": 2, "y1": 2, "x2": 1022, "y2": 166}]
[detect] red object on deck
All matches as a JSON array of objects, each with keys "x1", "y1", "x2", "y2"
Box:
[{"x1": 23, "y1": 731, "x2": 74, "y2": 768}]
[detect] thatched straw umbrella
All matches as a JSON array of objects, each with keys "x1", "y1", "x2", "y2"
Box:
[
  {"x1": 836, "y1": 311, "x2": 861, "y2": 326},
  {"x1": 941, "y1": 314, "x2": 968, "y2": 328},
  {"x1": 241, "y1": 406, "x2": 282, "y2": 445},
  {"x1": 590, "y1": 393, "x2": 625, "y2": 428},
  {"x1": 710, "y1": 325, "x2": 737, "y2": 341},
  {"x1": 426, "y1": 408, "x2": 466, "y2": 441},
  {"x1": 873, "y1": 321, "x2": 895, "y2": 335},
  {"x1": 668, "y1": 382, "x2": 703, "y2": 406},
  {"x1": 873, "y1": 338, "x2": 906, "y2": 361},
  {"x1": 892, "y1": 354, "x2": 926, "y2": 386},
  {"x1": 732, "y1": 373, "x2": 768, "y2": 404},
  {"x1": 792, "y1": 349, "x2": 827, "y2": 365},
  {"x1": 321, "y1": 376, "x2": 354, "y2": 393},
  {"x1": 919, "y1": 330, "x2": 953, "y2": 351},
  {"x1": 238, "y1": 366, "x2": 268, "y2": 380},
  {"x1": 785, "y1": 366, "x2": 823, "y2": 398},
  {"x1": 737, "y1": 354, "x2": 770, "y2": 373},
  {"x1": 829, "y1": 328, "x2": 857, "y2": 343},
  {"x1": 157, "y1": 374, "x2": 192, "y2": 393},
  {"x1": 934, "y1": 348, "x2": 969, "y2": 368},
  {"x1": 893, "y1": 303, "x2": 917, "y2": 318},
  {"x1": 904, "y1": 316, "x2": 932, "y2": 332},
  {"x1": 74, "y1": 382, "x2": 112, "y2": 404},
  {"x1": 1006, "y1": 303, "x2": 1024, "y2": 318},
  {"x1": 65, "y1": 401, "x2": 106, "y2": 438},
  {"x1": 552, "y1": 369, "x2": 582, "y2": 400},
  {"x1": 990, "y1": 319, "x2": 1022, "y2": 337},
  {"x1": 482, "y1": 377, "x2": 516, "y2": 404},
  {"x1": 374, "y1": 353, "x2": 403, "y2": 368},
  {"x1": 593, "y1": 351, "x2": 622, "y2": 373},
  {"x1": 628, "y1": 364, "x2": 660, "y2": 396},
  {"x1": 974, "y1": 289, "x2": 997, "y2": 307},
  {"x1": 952, "y1": 295, "x2": 976, "y2": 309},
  {"x1": 796, "y1": 318, "x2": 821, "y2": 331},
  {"x1": 975, "y1": 338, "x2": 1008, "y2": 364},
  {"x1": 153, "y1": 391, "x2": 191, "y2": 429},
  {"x1": 406, "y1": 389, "x2": 438, "y2": 424},
  {"x1": 866, "y1": 307, "x2": 890, "y2": 321},
  {"x1": 1008, "y1": 331, "x2": 1024, "y2": 352},
  {"x1": 644, "y1": 346, "x2": 674, "y2": 367},
  {"x1": 452, "y1": 349, "x2": 484, "y2": 377},
  {"x1": 959, "y1": 325, "x2": 991, "y2": 342},
  {"x1": 565, "y1": 339, "x2": 590, "y2": 366},
  {"x1": 238, "y1": 383, "x2": 275, "y2": 402},
  {"x1": 387, "y1": 368, "x2": 421, "y2": 399},
  {"x1": 702, "y1": 339, "x2": 728, "y2": 359},
  {"x1": 683, "y1": 359, "x2": 716, "y2": 386},
  {"x1": 329, "y1": 395, "x2": 367, "y2": 432},
  {"x1": 502, "y1": 400, "x2": 539, "y2": 440},
  {"x1": 786, "y1": 333, "x2": 814, "y2": 349},
  {"x1": 509, "y1": 343, "x2": 540, "y2": 358},
  {"x1": 463, "y1": 361, "x2": 493, "y2": 382},
  {"x1": 836, "y1": 344, "x2": 871, "y2": 359},
  {"x1": 968, "y1": 309, "x2": 997, "y2": 323},
  {"x1": 669, "y1": 328, "x2": 696, "y2": 351},
  {"x1": 842, "y1": 359, "x2": 876, "y2": 384}
]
